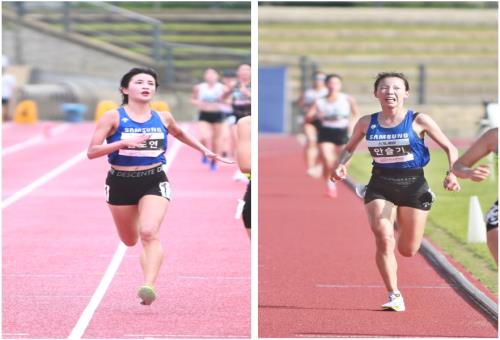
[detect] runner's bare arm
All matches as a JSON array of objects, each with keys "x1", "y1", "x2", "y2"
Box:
[
  {"x1": 452, "y1": 128, "x2": 497, "y2": 181},
  {"x1": 239, "y1": 83, "x2": 251, "y2": 98},
  {"x1": 414, "y1": 113, "x2": 460, "y2": 191},
  {"x1": 191, "y1": 85, "x2": 201, "y2": 108},
  {"x1": 236, "y1": 116, "x2": 251, "y2": 173},
  {"x1": 160, "y1": 111, "x2": 234, "y2": 164},
  {"x1": 87, "y1": 110, "x2": 150, "y2": 159},
  {"x1": 347, "y1": 95, "x2": 360, "y2": 136},
  {"x1": 305, "y1": 102, "x2": 318, "y2": 123},
  {"x1": 330, "y1": 115, "x2": 370, "y2": 181}
]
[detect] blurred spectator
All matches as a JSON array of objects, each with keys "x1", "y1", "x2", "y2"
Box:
[{"x1": 2, "y1": 55, "x2": 17, "y2": 122}]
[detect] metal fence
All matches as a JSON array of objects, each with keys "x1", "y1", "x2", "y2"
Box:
[
  {"x1": 297, "y1": 57, "x2": 498, "y2": 108},
  {"x1": 5, "y1": 1, "x2": 251, "y2": 88}
]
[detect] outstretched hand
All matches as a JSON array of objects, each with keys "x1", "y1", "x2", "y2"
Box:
[
  {"x1": 205, "y1": 151, "x2": 235, "y2": 164},
  {"x1": 330, "y1": 164, "x2": 347, "y2": 182},
  {"x1": 468, "y1": 164, "x2": 491, "y2": 182},
  {"x1": 443, "y1": 173, "x2": 461, "y2": 191}
]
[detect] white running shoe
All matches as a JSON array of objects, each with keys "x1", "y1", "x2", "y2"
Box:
[
  {"x1": 306, "y1": 166, "x2": 322, "y2": 178},
  {"x1": 233, "y1": 170, "x2": 249, "y2": 183},
  {"x1": 355, "y1": 184, "x2": 367, "y2": 198},
  {"x1": 381, "y1": 292, "x2": 405, "y2": 312}
]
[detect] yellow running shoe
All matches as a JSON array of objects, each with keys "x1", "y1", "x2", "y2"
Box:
[{"x1": 138, "y1": 285, "x2": 156, "y2": 305}]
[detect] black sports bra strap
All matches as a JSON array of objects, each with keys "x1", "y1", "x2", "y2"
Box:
[{"x1": 412, "y1": 111, "x2": 421, "y2": 121}]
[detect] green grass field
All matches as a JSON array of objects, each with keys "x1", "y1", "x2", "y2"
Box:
[{"x1": 347, "y1": 149, "x2": 498, "y2": 295}]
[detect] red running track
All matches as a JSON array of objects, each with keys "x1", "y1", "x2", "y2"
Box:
[
  {"x1": 2, "y1": 122, "x2": 250, "y2": 339},
  {"x1": 258, "y1": 135, "x2": 497, "y2": 338}
]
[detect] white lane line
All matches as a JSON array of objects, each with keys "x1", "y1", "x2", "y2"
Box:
[
  {"x1": 8, "y1": 295, "x2": 91, "y2": 298},
  {"x1": 124, "y1": 335, "x2": 249, "y2": 339},
  {"x1": 3, "y1": 274, "x2": 68, "y2": 277},
  {"x1": 177, "y1": 276, "x2": 250, "y2": 280},
  {"x1": 68, "y1": 135, "x2": 184, "y2": 340},
  {"x1": 294, "y1": 335, "x2": 391, "y2": 338},
  {"x1": 316, "y1": 284, "x2": 454, "y2": 289},
  {"x1": 67, "y1": 242, "x2": 127, "y2": 340},
  {"x1": 2, "y1": 123, "x2": 70, "y2": 156},
  {"x1": 2, "y1": 122, "x2": 14, "y2": 129},
  {"x1": 2, "y1": 149, "x2": 87, "y2": 209}
]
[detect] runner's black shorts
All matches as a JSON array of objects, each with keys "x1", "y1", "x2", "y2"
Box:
[
  {"x1": 485, "y1": 200, "x2": 498, "y2": 232},
  {"x1": 364, "y1": 167, "x2": 435, "y2": 211},
  {"x1": 233, "y1": 104, "x2": 251, "y2": 123},
  {"x1": 242, "y1": 181, "x2": 251, "y2": 229},
  {"x1": 318, "y1": 126, "x2": 348, "y2": 145},
  {"x1": 303, "y1": 117, "x2": 322, "y2": 131},
  {"x1": 199, "y1": 111, "x2": 225, "y2": 124},
  {"x1": 312, "y1": 118, "x2": 322, "y2": 130},
  {"x1": 105, "y1": 165, "x2": 171, "y2": 205}
]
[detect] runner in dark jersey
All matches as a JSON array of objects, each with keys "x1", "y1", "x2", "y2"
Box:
[
  {"x1": 331, "y1": 72, "x2": 460, "y2": 312},
  {"x1": 88, "y1": 67, "x2": 232, "y2": 305}
]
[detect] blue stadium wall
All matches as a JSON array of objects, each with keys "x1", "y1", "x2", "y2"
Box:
[{"x1": 258, "y1": 66, "x2": 289, "y2": 133}]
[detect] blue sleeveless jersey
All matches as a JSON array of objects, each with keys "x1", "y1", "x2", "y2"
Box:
[
  {"x1": 365, "y1": 110, "x2": 430, "y2": 169},
  {"x1": 106, "y1": 107, "x2": 168, "y2": 166}
]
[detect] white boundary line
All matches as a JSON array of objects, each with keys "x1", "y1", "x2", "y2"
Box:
[
  {"x1": 316, "y1": 284, "x2": 454, "y2": 289},
  {"x1": 2, "y1": 123, "x2": 70, "y2": 156},
  {"x1": 2, "y1": 149, "x2": 87, "y2": 209},
  {"x1": 68, "y1": 135, "x2": 184, "y2": 340},
  {"x1": 177, "y1": 276, "x2": 250, "y2": 280},
  {"x1": 125, "y1": 335, "x2": 249, "y2": 339}
]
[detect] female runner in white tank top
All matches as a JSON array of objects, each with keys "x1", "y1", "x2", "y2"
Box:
[
  {"x1": 298, "y1": 71, "x2": 328, "y2": 178},
  {"x1": 191, "y1": 68, "x2": 229, "y2": 171},
  {"x1": 307, "y1": 74, "x2": 359, "y2": 197}
]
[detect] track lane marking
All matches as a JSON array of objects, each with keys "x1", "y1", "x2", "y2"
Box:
[
  {"x1": 316, "y1": 284, "x2": 455, "y2": 289},
  {"x1": 124, "y1": 335, "x2": 249, "y2": 338},
  {"x1": 2, "y1": 123, "x2": 70, "y2": 156},
  {"x1": 2, "y1": 149, "x2": 87, "y2": 209},
  {"x1": 177, "y1": 276, "x2": 250, "y2": 280}
]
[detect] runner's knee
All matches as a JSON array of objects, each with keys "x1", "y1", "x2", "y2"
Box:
[
  {"x1": 139, "y1": 224, "x2": 160, "y2": 242},
  {"x1": 398, "y1": 243, "x2": 419, "y2": 257},
  {"x1": 374, "y1": 231, "x2": 396, "y2": 254},
  {"x1": 121, "y1": 236, "x2": 139, "y2": 247}
]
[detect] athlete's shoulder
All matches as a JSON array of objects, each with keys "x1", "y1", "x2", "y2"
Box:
[
  {"x1": 359, "y1": 114, "x2": 373, "y2": 124},
  {"x1": 483, "y1": 126, "x2": 498, "y2": 139},
  {"x1": 155, "y1": 110, "x2": 173, "y2": 118},
  {"x1": 354, "y1": 114, "x2": 373, "y2": 133},
  {"x1": 99, "y1": 109, "x2": 120, "y2": 124},
  {"x1": 412, "y1": 111, "x2": 432, "y2": 124},
  {"x1": 482, "y1": 127, "x2": 498, "y2": 151},
  {"x1": 155, "y1": 110, "x2": 174, "y2": 126}
]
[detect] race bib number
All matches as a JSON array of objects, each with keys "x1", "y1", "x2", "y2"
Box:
[
  {"x1": 104, "y1": 185, "x2": 110, "y2": 202},
  {"x1": 367, "y1": 138, "x2": 414, "y2": 164},
  {"x1": 486, "y1": 202, "x2": 498, "y2": 226},
  {"x1": 159, "y1": 181, "x2": 171, "y2": 200},
  {"x1": 119, "y1": 132, "x2": 165, "y2": 157}
]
